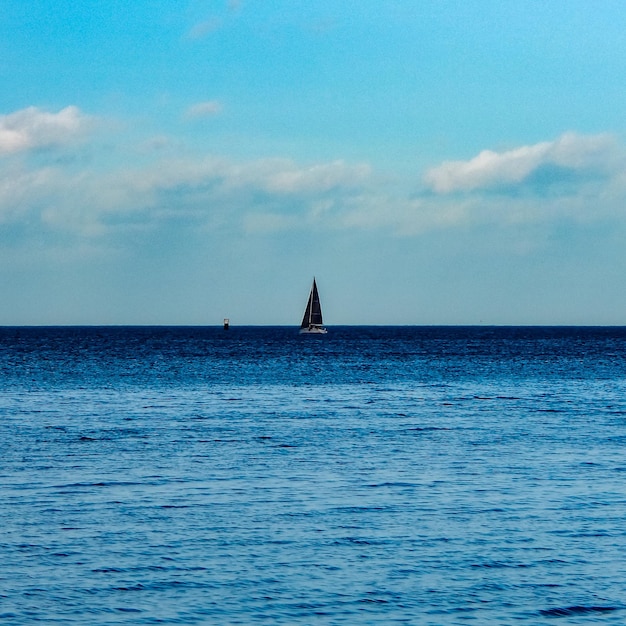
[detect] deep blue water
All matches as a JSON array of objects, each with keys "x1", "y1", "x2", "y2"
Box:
[{"x1": 2, "y1": 326, "x2": 626, "y2": 624}]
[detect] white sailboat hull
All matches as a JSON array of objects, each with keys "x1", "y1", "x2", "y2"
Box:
[{"x1": 299, "y1": 326, "x2": 328, "y2": 335}]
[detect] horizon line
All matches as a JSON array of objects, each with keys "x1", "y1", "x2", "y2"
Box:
[{"x1": 2, "y1": 323, "x2": 626, "y2": 329}]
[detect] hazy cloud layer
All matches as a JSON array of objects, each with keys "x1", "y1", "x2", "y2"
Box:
[
  {"x1": 0, "y1": 106, "x2": 93, "y2": 155},
  {"x1": 2, "y1": 107, "x2": 625, "y2": 244},
  {"x1": 0, "y1": 147, "x2": 373, "y2": 237},
  {"x1": 424, "y1": 132, "x2": 617, "y2": 193}
]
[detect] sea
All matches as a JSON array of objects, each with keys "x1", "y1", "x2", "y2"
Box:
[{"x1": 2, "y1": 326, "x2": 626, "y2": 625}]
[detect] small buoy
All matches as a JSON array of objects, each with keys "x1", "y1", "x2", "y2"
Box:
[{"x1": 223, "y1": 318, "x2": 229, "y2": 330}]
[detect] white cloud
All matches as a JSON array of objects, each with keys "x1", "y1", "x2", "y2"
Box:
[
  {"x1": 185, "y1": 100, "x2": 223, "y2": 119},
  {"x1": 0, "y1": 106, "x2": 93, "y2": 155},
  {"x1": 424, "y1": 132, "x2": 617, "y2": 193},
  {"x1": 257, "y1": 160, "x2": 371, "y2": 194}
]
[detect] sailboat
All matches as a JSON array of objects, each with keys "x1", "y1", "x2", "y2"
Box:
[{"x1": 300, "y1": 278, "x2": 328, "y2": 334}]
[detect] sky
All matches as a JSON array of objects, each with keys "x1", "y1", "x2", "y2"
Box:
[{"x1": 2, "y1": 0, "x2": 626, "y2": 325}]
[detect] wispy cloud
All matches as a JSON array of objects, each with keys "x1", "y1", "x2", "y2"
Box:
[
  {"x1": 424, "y1": 132, "x2": 617, "y2": 193},
  {"x1": 187, "y1": 17, "x2": 222, "y2": 40},
  {"x1": 184, "y1": 100, "x2": 223, "y2": 119},
  {"x1": 187, "y1": 1, "x2": 242, "y2": 40},
  {"x1": 0, "y1": 106, "x2": 94, "y2": 155},
  {"x1": 254, "y1": 160, "x2": 371, "y2": 194}
]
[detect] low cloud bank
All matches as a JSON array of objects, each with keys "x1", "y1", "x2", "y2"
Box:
[{"x1": 1, "y1": 106, "x2": 625, "y2": 242}]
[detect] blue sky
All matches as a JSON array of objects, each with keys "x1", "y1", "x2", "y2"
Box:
[{"x1": 2, "y1": 0, "x2": 626, "y2": 325}]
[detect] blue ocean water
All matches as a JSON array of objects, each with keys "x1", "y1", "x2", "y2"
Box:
[{"x1": 2, "y1": 326, "x2": 626, "y2": 624}]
